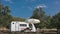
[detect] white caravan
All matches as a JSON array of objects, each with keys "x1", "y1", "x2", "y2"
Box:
[
  {"x1": 11, "y1": 21, "x2": 36, "y2": 32},
  {"x1": 11, "y1": 19, "x2": 40, "y2": 32}
]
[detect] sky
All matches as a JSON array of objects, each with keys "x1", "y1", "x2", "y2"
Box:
[{"x1": 2, "y1": 0, "x2": 60, "y2": 18}]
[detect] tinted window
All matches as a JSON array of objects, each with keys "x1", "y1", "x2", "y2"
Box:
[
  {"x1": 20, "y1": 24, "x2": 27, "y2": 26},
  {"x1": 29, "y1": 24, "x2": 32, "y2": 29}
]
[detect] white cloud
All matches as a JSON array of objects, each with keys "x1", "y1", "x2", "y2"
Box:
[
  {"x1": 36, "y1": 4, "x2": 47, "y2": 8},
  {"x1": 4, "y1": 0, "x2": 13, "y2": 3}
]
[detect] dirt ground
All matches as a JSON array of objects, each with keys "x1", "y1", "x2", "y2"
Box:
[{"x1": 0, "y1": 29, "x2": 57, "y2": 34}]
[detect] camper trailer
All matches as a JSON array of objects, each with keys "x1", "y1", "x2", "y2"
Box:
[
  {"x1": 11, "y1": 19, "x2": 40, "y2": 32},
  {"x1": 11, "y1": 21, "x2": 36, "y2": 32}
]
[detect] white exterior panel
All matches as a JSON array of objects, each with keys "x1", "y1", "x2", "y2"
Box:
[{"x1": 11, "y1": 21, "x2": 16, "y2": 31}]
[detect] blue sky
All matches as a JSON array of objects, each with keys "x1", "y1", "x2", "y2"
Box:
[{"x1": 2, "y1": 0, "x2": 60, "y2": 18}]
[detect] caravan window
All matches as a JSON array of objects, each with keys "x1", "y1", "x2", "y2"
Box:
[
  {"x1": 29, "y1": 24, "x2": 32, "y2": 29},
  {"x1": 20, "y1": 24, "x2": 27, "y2": 27}
]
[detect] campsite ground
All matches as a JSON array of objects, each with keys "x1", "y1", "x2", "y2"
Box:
[{"x1": 0, "y1": 28, "x2": 57, "y2": 34}]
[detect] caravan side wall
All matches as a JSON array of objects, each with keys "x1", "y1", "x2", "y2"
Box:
[
  {"x1": 11, "y1": 21, "x2": 19, "y2": 31},
  {"x1": 11, "y1": 22, "x2": 16, "y2": 31}
]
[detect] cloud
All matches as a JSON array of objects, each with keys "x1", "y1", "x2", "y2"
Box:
[
  {"x1": 36, "y1": 4, "x2": 47, "y2": 8},
  {"x1": 4, "y1": 0, "x2": 13, "y2": 3}
]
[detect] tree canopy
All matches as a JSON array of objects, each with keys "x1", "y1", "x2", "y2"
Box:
[
  {"x1": 0, "y1": 4, "x2": 25, "y2": 28},
  {"x1": 30, "y1": 7, "x2": 59, "y2": 29}
]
